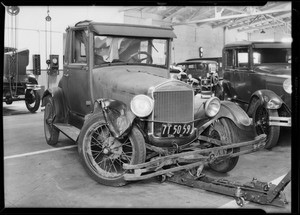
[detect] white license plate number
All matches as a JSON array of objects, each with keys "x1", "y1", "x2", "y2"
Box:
[{"x1": 161, "y1": 123, "x2": 192, "y2": 137}]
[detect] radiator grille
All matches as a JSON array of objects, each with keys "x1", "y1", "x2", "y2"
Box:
[{"x1": 153, "y1": 90, "x2": 194, "y2": 136}]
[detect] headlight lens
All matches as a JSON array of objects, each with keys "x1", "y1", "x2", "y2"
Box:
[
  {"x1": 130, "y1": 94, "x2": 154, "y2": 117},
  {"x1": 205, "y1": 97, "x2": 221, "y2": 117},
  {"x1": 283, "y1": 78, "x2": 291, "y2": 94}
]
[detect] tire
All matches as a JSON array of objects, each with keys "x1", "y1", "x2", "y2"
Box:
[
  {"x1": 78, "y1": 113, "x2": 146, "y2": 187},
  {"x1": 208, "y1": 118, "x2": 240, "y2": 173},
  {"x1": 44, "y1": 96, "x2": 59, "y2": 146},
  {"x1": 25, "y1": 89, "x2": 41, "y2": 113},
  {"x1": 252, "y1": 102, "x2": 280, "y2": 149}
]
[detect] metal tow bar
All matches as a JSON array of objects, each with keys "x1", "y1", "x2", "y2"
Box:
[
  {"x1": 122, "y1": 134, "x2": 290, "y2": 207},
  {"x1": 124, "y1": 134, "x2": 266, "y2": 181},
  {"x1": 166, "y1": 169, "x2": 291, "y2": 208}
]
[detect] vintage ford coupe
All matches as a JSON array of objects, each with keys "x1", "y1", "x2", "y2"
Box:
[
  {"x1": 42, "y1": 21, "x2": 265, "y2": 187},
  {"x1": 221, "y1": 41, "x2": 291, "y2": 149}
]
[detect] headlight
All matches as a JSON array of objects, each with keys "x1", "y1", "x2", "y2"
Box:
[
  {"x1": 130, "y1": 94, "x2": 154, "y2": 117},
  {"x1": 283, "y1": 78, "x2": 291, "y2": 94},
  {"x1": 205, "y1": 97, "x2": 221, "y2": 117}
]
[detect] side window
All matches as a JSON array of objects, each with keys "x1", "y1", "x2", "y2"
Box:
[
  {"x1": 236, "y1": 48, "x2": 249, "y2": 69},
  {"x1": 224, "y1": 49, "x2": 234, "y2": 69},
  {"x1": 71, "y1": 30, "x2": 88, "y2": 64}
]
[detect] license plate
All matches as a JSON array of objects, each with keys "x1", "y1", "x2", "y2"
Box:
[{"x1": 161, "y1": 123, "x2": 193, "y2": 137}]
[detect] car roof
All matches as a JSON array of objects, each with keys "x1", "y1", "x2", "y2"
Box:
[
  {"x1": 71, "y1": 20, "x2": 177, "y2": 38},
  {"x1": 224, "y1": 41, "x2": 291, "y2": 48},
  {"x1": 176, "y1": 60, "x2": 217, "y2": 65}
]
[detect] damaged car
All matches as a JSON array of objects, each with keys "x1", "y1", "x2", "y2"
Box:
[{"x1": 42, "y1": 21, "x2": 266, "y2": 187}]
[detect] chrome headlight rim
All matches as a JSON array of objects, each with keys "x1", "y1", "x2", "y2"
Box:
[
  {"x1": 204, "y1": 97, "x2": 221, "y2": 117},
  {"x1": 130, "y1": 94, "x2": 154, "y2": 118},
  {"x1": 283, "y1": 78, "x2": 292, "y2": 94}
]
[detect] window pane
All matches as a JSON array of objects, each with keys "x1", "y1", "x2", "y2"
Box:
[{"x1": 93, "y1": 35, "x2": 168, "y2": 68}]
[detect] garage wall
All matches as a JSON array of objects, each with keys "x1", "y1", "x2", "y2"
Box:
[
  {"x1": 124, "y1": 11, "x2": 248, "y2": 63},
  {"x1": 172, "y1": 25, "x2": 224, "y2": 63},
  {"x1": 4, "y1": 6, "x2": 124, "y2": 90}
]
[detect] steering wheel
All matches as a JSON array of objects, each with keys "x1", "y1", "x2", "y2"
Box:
[{"x1": 128, "y1": 51, "x2": 153, "y2": 64}]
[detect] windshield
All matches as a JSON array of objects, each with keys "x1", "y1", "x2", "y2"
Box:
[
  {"x1": 253, "y1": 48, "x2": 291, "y2": 64},
  {"x1": 93, "y1": 35, "x2": 169, "y2": 68}
]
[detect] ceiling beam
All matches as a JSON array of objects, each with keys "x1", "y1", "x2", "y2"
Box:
[
  {"x1": 227, "y1": 11, "x2": 291, "y2": 30},
  {"x1": 119, "y1": 6, "x2": 145, "y2": 12},
  {"x1": 238, "y1": 22, "x2": 289, "y2": 32},
  {"x1": 173, "y1": 7, "x2": 291, "y2": 26},
  {"x1": 163, "y1": 7, "x2": 187, "y2": 20}
]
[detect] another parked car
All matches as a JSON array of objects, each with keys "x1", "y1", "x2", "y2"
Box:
[
  {"x1": 170, "y1": 60, "x2": 222, "y2": 97},
  {"x1": 3, "y1": 47, "x2": 41, "y2": 112},
  {"x1": 42, "y1": 21, "x2": 265, "y2": 187},
  {"x1": 221, "y1": 41, "x2": 291, "y2": 149},
  {"x1": 186, "y1": 57, "x2": 223, "y2": 78}
]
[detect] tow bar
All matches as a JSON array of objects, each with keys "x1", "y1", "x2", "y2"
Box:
[
  {"x1": 123, "y1": 134, "x2": 291, "y2": 208},
  {"x1": 166, "y1": 169, "x2": 290, "y2": 208}
]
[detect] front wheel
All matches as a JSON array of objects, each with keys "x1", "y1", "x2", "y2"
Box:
[
  {"x1": 78, "y1": 113, "x2": 146, "y2": 187},
  {"x1": 207, "y1": 118, "x2": 240, "y2": 173},
  {"x1": 25, "y1": 89, "x2": 40, "y2": 113},
  {"x1": 253, "y1": 102, "x2": 280, "y2": 149}
]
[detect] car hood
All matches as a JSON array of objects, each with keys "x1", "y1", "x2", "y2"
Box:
[
  {"x1": 93, "y1": 65, "x2": 170, "y2": 97},
  {"x1": 254, "y1": 63, "x2": 291, "y2": 77}
]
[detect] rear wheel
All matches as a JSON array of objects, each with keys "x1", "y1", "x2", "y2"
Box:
[
  {"x1": 253, "y1": 102, "x2": 280, "y2": 149},
  {"x1": 78, "y1": 113, "x2": 146, "y2": 187},
  {"x1": 44, "y1": 96, "x2": 59, "y2": 146},
  {"x1": 208, "y1": 118, "x2": 240, "y2": 173}
]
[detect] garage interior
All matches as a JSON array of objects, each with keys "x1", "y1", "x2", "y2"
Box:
[{"x1": 2, "y1": 2, "x2": 294, "y2": 213}]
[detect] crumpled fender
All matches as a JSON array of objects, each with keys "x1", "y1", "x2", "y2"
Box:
[
  {"x1": 93, "y1": 98, "x2": 136, "y2": 138},
  {"x1": 215, "y1": 100, "x2": 252, "y2": 130},
  {"x1": 247, "y1": 89, "x2": 284, "y2": 116},
  {"x1": 41, "y1": 87, "x2": 68, "y2": 123}
]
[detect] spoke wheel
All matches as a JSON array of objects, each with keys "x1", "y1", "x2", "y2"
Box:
[
  {"x1": 253, "y1": 103, "x2": 280, "y2": 149},
  {"x1": 78, "y1": 113, "x2": 146, "y2": 187},
  {"x1": 208, "y1": 118, "x2": 240, "y2": 173},
  {"x1": 43, "y1": 96, "x2": 59, "y2": 145},
  {"x1": 25, "y1": 89, "x2": 41, "y2": 113}
]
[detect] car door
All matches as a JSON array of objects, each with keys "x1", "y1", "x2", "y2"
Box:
[
  {"x1": 63, "y1": 28, "x2": 93, "y2": 117},
  {"x1": 234, "y1": 47, "x2": 251, "y2": 102},
  {"x1": 222, "y1": 48, "x2": 236, "y2": 98}
]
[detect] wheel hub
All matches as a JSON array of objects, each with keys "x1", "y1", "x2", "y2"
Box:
[{"x1": 102, "y1": 137, "x2": 122, "y2": 159}]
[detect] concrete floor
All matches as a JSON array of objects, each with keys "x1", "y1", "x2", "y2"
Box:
[{"x1": 3, "y1": 101, "x2": 292, "y2": 212}]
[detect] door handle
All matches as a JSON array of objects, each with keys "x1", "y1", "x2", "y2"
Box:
[{"x1": 63, "y1": 73, "x2": 69, "y2": 77}]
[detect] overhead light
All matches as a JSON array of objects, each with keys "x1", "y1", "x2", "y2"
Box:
[{"x1": 260, "y1": 29, "x2": 265, "y2": 34}]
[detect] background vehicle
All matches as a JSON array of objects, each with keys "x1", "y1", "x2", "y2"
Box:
[
  {"x1": 42, "y1": 21, "x2": 264, "y2": 187},
  {"x1": 221, "y1": 41, "x2": 291, "y2": 149},
  {"x1": 170, "y1": 60, "x2": 222, "y2": 97},
  {"x1": 186, "y1": 57, "x2": 223, "y2": 78},
  {"x1": 3, "y1": 47, "x2": 41, "y2": 112}
]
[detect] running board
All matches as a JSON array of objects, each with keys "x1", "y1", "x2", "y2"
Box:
[{"x1": 53, "y1": 123, "x2": 80, "y2": 142}]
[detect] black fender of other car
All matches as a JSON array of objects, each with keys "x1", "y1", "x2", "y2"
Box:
[
  {"x1": 88, "y1": 98, "x2": 136, "y2": 139},
  {"x1": 41, "y1": 87, "x2": 68, "y2": 123},
  {"x1": 246, "y1": 89, "x2": 291, "y2": 116}
]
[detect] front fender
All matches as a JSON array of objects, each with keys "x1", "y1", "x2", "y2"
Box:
[
  {"x1": 247, "y1": 90, "x2": 284, "y2": 116},
  {"x1": 41, "y1": 87, "x2": 67, "y2": 123},
  {"x1": 215, "y1": 100, "x2": 252, "y2": 130},
  {"x1": 92, "y1": 98, "x2": 136, "y2": 138}
]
